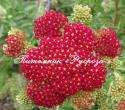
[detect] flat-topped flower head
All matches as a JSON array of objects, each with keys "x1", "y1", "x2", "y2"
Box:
[
  {"x1": 21, "y1": 10, "x2": 107, "y2": 108},
  {"x1": 20, "y1": 34, "x2": 107, "y2": 107}
]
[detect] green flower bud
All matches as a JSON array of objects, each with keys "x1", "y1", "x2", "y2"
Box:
[
  {"x1": 71, "y1": 90, "x2": 96, "y2": 109},
  {"x1": 109, "y1": 57, "x2": 123, "y2": 70},
  {"x1": 71, "y1": 4, "x2": 92, "y2": 24},
  {"x1": 110, "y1": 78, "x2": 125, "y2": 102},
  {"x1": 16, "y1": 90, "x2": 32, "y2": 105},
  {"x1": 102, "y1": 57, "x2": 123, "y2": 70}
]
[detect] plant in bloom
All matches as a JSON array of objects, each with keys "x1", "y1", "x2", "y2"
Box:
[
  {"x1": 20, "y1": 9, "x2": 108, "y2": 108},
  {"x1": 2, "y1": 3, "x2": 123, "y2": 110}
]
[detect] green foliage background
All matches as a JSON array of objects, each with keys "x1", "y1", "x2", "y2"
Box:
[{"x1": 0, "y1": 0, "x2": 125, "y2": 110}]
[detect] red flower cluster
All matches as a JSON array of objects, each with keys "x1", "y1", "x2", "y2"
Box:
[
  {"x1": 27, "y1": 83, "x2": 65, "y2": 108},
  {"x1": 64, "y1": 23, "x2": 95, "y2": 52},
  {"x1": 20, "y1": 10, "x2": 121, "y2": 108},
  {"x1": 95, "y1": 28, "x2": 121, "y2": 58},
  {"x1": 34, "y1": 10, "x2": 68, "y2": 39},
  {"x1": 21, "y1": 37, "x2": 106, "y2": 107},
  {"x1": 3, "y1": 32, "x2": 26, "y2": 58}
]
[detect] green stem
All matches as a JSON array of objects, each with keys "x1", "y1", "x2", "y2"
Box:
[{"x1": 114, "y1": 0, "x2": 119, "y2": 25}]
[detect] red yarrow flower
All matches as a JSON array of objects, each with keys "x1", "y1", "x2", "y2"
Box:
[
  {"x1": 3, "y1": 32, "x2": 26, "y2": 58},
  {"x1": 34, "y1": 10, "x2": 68, "y2": 39},
  {"x1": 21, "y1": 35, "x2": 107, "y2": 107},
  {"x1": 27, "y1": 82, "x2": 65, "y2": 108},
  {"x1": 21, "y1": 10, "x2": 107, "y2": 108},
  {"x1": 95, "y1": 28, "x2": 121, "y2": 58}
]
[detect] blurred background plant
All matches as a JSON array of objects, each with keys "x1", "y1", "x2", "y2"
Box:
[{"x1": 0, "y1": 0, "x2": 125, "y2": 110}]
